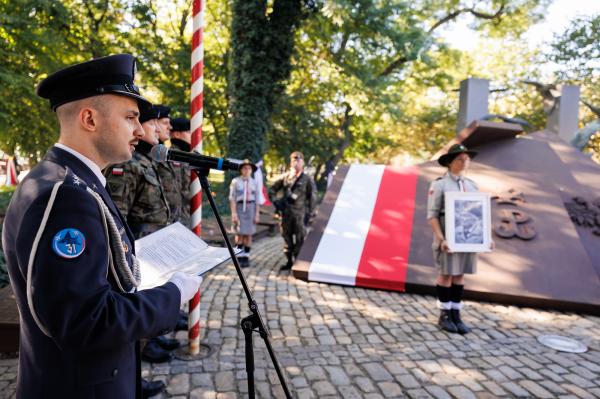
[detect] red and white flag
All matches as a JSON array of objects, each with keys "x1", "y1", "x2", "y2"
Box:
[
  {"x1": 254, "y1": 160, "x2": 271, "y2": 206},
  {"x1": 5, "y1": 157, "x2": 18, "y2": 186},
  {"x1": 303, "y1": 164, "x2": 418, "y2": 291}
]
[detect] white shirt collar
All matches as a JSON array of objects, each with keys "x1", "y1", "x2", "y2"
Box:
[
  {"x1": 54, "y1": 143, "x2": 107, "y2": 187},
  {"x1": 447, "y1": 172, "x2": 463, "y2": 182}
]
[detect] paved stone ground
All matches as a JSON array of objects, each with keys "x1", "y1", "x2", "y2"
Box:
[{"x1": 1, "y1": 235, "x2": 600, "y2": 398}]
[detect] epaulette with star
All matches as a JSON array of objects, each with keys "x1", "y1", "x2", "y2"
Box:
[{"x1": 63, "y1": 167, "x2": 88, "y2": 190}]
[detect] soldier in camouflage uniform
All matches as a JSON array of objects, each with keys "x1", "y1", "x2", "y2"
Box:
[
  {"x1": 155, "y1": 104, "x2": 172, "y2": 143},
  {"x1": 269, "y1": 151, "x2": 316, "y2": 270},
  {"x1": 104, "y1": 105, "x2": 183, "y2": 365},
  {"x1": 169, "y1": 117, "x2": 193, "y2": 227},
  {"x1": 154, "y1": 105, "x2": 182, "y2": 224},
  {"x1": 105, "y1": 106, "x2": 171, "y2": 238}
]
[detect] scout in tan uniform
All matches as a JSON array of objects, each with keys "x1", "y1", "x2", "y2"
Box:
[
  {"x1": 229, "y1": 160, "x2": 259, "y2": 267},
  {"x1": 427, "y1": 144, "x2": 493, "y2": 334}
]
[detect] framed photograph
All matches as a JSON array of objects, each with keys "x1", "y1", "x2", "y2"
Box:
[{"x1": 444, "y1": 191, "x2": 491, "y2": 252}]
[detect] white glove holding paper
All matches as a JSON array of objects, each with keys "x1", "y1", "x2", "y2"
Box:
[
  {"x1": 135, "y1": 223, "x2": 232, "y2": 290},
  {"x1": 168, "y1": 272, "x2": 203, "y2": 306}
]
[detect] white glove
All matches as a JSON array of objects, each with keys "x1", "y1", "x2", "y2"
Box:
[{"x1": 168, "y1": 272, "x2": 203, "y2": 306}]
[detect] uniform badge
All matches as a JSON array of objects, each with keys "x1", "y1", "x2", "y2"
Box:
[
  {"x1": 112, "y1": 167, "x2": 124, "y2": 175},
  {"x1": 72, "y1": 174, "x2": 83, "y2": 186},
  {"x1": 52, "y1": 228, "x2": 86, "y2": 259}
]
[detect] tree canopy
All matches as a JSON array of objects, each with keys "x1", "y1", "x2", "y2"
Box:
[{"x1": 0, "y1": 0, "x2": 597, "y2": 176}]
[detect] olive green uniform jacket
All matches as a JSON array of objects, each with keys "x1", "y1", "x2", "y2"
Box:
[{"x1": 269, "y1": 170, "x2": 316, "y2": 258}]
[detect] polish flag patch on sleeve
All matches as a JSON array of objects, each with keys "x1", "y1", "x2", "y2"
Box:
[{"x1": 112, "y1": 168, "x2": 124, "y2": 176}]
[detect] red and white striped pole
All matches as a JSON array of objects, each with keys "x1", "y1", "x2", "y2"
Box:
[{"x1": 188, "y1": 0, "x2": 205, "y2": 355}]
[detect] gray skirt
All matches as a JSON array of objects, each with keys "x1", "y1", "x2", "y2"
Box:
[
  {"x1": 432, "y1": 241, "x2": 477, "y2": 275},
  {"x1": 234, "y1": 202, "x2": 257, "y2": 235}
]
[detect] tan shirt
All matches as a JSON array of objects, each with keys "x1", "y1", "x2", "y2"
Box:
[
  {"x1": 427, "y1": 172, "x2": 479, "y2": 220},
  {"x1": 229, "y1": 176, "x2": 258, "y2": 203}
]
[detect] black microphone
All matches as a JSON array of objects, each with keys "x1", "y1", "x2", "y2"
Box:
[{"x1": 150, "y1": 144, "x2": 243, "y2": 172}]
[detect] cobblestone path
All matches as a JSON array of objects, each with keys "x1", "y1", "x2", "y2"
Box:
[{"x1": 1, "y1": 236, "x2": 599, "y2": 398}]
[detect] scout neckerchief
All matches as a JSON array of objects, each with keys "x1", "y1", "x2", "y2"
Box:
[
  {"x1": 242, "y1": 177, "x2": 250, "y2": 212},
  {"x1": 458, "y1": 176, "x2": 466, "y2": 192}
]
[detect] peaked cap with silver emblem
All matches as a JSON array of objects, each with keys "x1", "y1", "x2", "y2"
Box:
[{"x1": 36, "y1": 54, "x2": 151, "y2": 111}]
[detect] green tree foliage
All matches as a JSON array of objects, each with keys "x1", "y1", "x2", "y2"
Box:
[
  {"x1": 549, "y1": 14, "x2": 600, "y2": 124},
  {"x1": 549, "y1": 14, "x2": 600, "y2": 83},
  {"x1": 0, "y1": 0, "x2": 70, "y2": 161},
  {"x1": 266, "y1": 0, "x2": 548, "y2": 179},
  {"x1": 0, "y1": 0, "x2": 137, "y2": 162},
  {"x1": 200, "y1": 0, "x2": 233, "y2": 155},
  {"x1": 548, "y1": 14, "x2": 600, "y2": 160},
  {"x1": 0, "y1": 0, "x2": 227, "y2": 160},
  {"x1": 128, "y1": 1, "x2": 198, "y2": 121},
  {"x1": 3, "y1": 0, "x2": 590, "y2": 178}
]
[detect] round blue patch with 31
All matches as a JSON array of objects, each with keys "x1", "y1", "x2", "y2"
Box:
[{"x1": 52, "y1": 228, "x2": 86, "y2": 259}]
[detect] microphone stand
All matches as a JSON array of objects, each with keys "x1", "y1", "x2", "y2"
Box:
[{"x1": 193, "y1": 167, "x2": 293, "y2": 399}]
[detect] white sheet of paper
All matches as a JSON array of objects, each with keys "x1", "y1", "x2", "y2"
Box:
[{"x1": 135, "y1": 222, "x2": 233, "y2": 290}]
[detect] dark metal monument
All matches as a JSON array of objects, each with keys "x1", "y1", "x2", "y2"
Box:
[{"x1": 294, "y1": 98, "x2": 600, "y2": 315}]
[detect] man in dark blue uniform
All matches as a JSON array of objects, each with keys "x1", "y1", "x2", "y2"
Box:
[{"x1": 2, "y1": 54, "x2": 202, "y2": 399}]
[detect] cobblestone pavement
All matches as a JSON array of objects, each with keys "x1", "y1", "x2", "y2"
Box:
[{"x1": 1, "y1": 235, "x2": 600, "y2": 398}]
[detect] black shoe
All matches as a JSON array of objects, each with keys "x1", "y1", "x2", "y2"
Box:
[
  {"x1": 450, "y1": 309, "x2": 470, "y2": 335},
  {"x1": 438, "y1": 309, "x2": 459, "y2": 333},
  {"x1": 280, "y1": 255, "x2": 293, "y2": 270},
  {"x1": 179, "y1": 310, "x2": 188, "y2": 322},
  {"x1": 142, "y1": 379, "x2": 165, "y2": 398},
  {"x1": 141, "y1": 339, "x2": 174, "y2": 363},
  {"x1": 239, "y1": 256, "x2": 249, "y2": 268},
  {"x1": 174, "y1": 317, "x2": 188, "y2": 331},
  {"x1": 155, "y1": 335, "x2": 181, "y2": 351}
]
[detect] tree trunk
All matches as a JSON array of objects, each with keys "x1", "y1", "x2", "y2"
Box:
[{"x1": 227, "y1": 0, "x2": 302, "y2": 162}]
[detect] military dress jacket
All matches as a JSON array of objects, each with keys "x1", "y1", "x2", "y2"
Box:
[
  {"x1": 105, "y1": 144, "x2": 171, "y2": 238},
  {"x1": 268, "y1": 170, "x2": 316, "y2": 216},
  {"x1": 2, "y1": 146, "x2": 180, "y2": 399}
]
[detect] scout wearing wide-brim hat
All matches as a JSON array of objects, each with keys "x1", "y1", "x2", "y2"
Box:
[
  {"x1": 438, "y1": 144, "x2": 478, "y2": 167},
  {"x1": 37, "y1": 53, "x2": 151, "y2": 111},
  {"x1": 239, "y1": 159, "x2": 257, "y2": 172}
]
